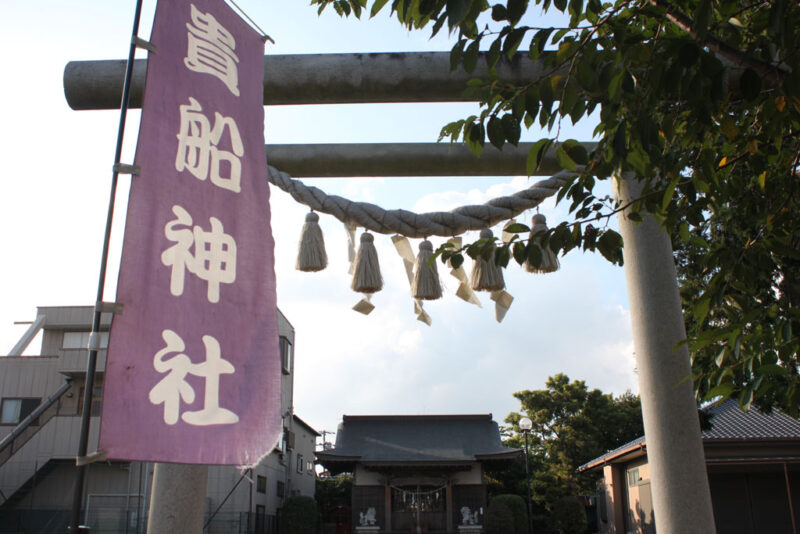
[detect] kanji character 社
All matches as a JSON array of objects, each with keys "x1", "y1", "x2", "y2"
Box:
[{"x1": 149, "y1": 329, "x2": 239, "y2": 426}]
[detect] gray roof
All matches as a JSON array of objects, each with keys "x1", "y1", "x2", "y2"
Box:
[
  {"x1": 317, "y1": 414, "x2": 519, "y2": 465},
  {"x1": 578, "y1": 399, "x2": 800, "y2": 472},
  {"x1": 701, "y1": 399, "x2": 800, "y2": 440}
]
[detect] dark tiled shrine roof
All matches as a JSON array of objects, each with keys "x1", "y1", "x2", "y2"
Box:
[
  {"x1": 701, "y1": 399, "x2": 800, "y2": 440},
  {"x1": 317, "y1": 414, "x2": 520, "y2": 464},
  {"x1": 578, "y1": 399, "x2": 800, "y2": 472}
]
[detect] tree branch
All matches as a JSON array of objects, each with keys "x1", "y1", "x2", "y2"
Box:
[{"x1": 647, "y1": 0, "x2": 784, "y2": 83}]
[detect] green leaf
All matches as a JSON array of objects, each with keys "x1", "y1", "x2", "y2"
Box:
[
  {"x1": 707, "y1": 382, "x2": 735, "y2": 399},
  {"x1": 487, "y1": 115, "x2": 505, "y2": 150},
  {"x1": 504, "y1": 28, "x2": 527, "y2": 59},
  {"x1": 466, "y1": 120, "x2": 485, "y2": 156},
  {"x1": 504, "y1": 222, "x2": 530, "y2": 234},
  {"x1": 463, "y1": 39, "x2": 480, "y2": 73},
  {"x1": 739, "y1": 386, "x2": 753, "y2": 411},
  {"x1": 562, "y1": 140, "x2": 588, "y2": 165},
  {"x1": 450, "y1": 39, "x2": 465, "y2": 71},
  {"x1": 608, "y1": 69, "x2": 624, "y2": 101},
  {"x1": 694, "y1": 295, "x2": 712, "y2": 325},
  {"x1": 491, "y1": 3, "x2": 507, "y2": 21},
  {"x1": 597, "y1": 230, "x2": 623, "y2": 264},
  {"x1": 487, "y1": 37, "x2": 502, "y2": 70},
  {"x1": 506, "y1": 0, "x2": 528, "y2": 24},
  {"x1": 370, "y1": 0, "x2": 389, "y2": 17},
  {"x1": 502, "y1": 114, "x2": 521, "y2": 145},
  {"x1": 526, "y1": 242, "x2": 543, "y2": 268},
  {"x1": 556, "y1": 145, "x2": 577, "y2": 171},
  {"x1": 525, "y1": 88, "x2": 540, "y2": 120},
  {"x1": 446, "y1": 0, "x2": 470, "y2": 28},
  {"x1": 527, "y1": 138, "x2": 553, "y2": 175},
  {"x1": 513, "y1": 242, "x2": 527, "y2": 264},
  {"x1": 715, "y1": 347, "x2": 727, "y2": 367}
]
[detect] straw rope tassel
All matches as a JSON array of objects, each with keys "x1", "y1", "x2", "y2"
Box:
[
  {"x1": 470, "y1": 229, "x2": 505, "y2": 292},
  {"x1": 412, "y1": 240, "x2": 443, "y2": 300},
  {"x1": 296, "y1": 211, "x2": 328, "y2": 272},
  {"x1": 351, "y1": 232, "x2": 383, "y2": 293},
  {"x1": 525, "y1": 214, "x2": 560, "y2": 273}
]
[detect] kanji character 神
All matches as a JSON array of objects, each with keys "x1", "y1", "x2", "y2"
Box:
[
  {"x1": 175, "y1": 97, "x2": 244, "y2": 193},
  {"x1": 161, "y1": 204, "x2": 237, "y2": 303},
  {"x1": 184, "y1": 3, "x2": 240, "y2": 96},
  {"x1": 149, "y1": 329, "x2": 239, "y2": 426}
]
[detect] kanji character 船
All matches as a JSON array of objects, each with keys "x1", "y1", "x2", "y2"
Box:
[{"x1": 175, "y1": 97, "x2": 244, "y2": 193}]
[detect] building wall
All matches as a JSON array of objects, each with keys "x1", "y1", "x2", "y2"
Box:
[
  {"x1": 595, "y1": 458, "x2": 800, "y2": 534},
  {"x1": 0, "y1": 305, "x2": 316, "y2": 533}
]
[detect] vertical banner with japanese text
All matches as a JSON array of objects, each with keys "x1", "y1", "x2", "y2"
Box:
[{"x1": 100, "y1": 0, "x2": 279, "y2": 465}]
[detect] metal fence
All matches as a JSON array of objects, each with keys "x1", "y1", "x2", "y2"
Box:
[{"x1": 0, "y1": 509, "x2": 278, "y2": 534}]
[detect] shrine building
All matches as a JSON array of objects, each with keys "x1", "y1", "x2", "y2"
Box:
[{"x1": 316, "y1": 414, "x2": 522, "y2": 534}]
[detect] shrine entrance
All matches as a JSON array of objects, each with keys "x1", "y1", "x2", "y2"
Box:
[{"x1": 391, "y1": 485, "x2": 447, "y2": 533}]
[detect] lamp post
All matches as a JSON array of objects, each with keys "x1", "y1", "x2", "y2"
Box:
[{"x1": 519, "y1": 417, "x2": 534, "y2": 534}]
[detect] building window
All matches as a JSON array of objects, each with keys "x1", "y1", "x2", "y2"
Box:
[
  {"x1": 279, "y1": 336, "x2": 293, "y2": 374},
  {"x1": 276, "y1": 480, "x2": 285, "y2": 498},
  {"x1": 627, "y1": 468, "x2": 640, "y2": 487},
  {"x1": 1, "y1": 398, "x2": 41, "y2": 425},
  {"x1": 297, "y1": 454, "x2": 304, "y2": 473},
  {"x1": 257, "y1": 475, "x2": 267, "y2": 494},
  {"x1": 307, "y1": 460, "x2": 314, "y2": 474},
  {"x1": 62, "y1": 331, "x2": 108, "y2": 350},
  {"x1": 78, "y1": 384, "x2": 104, "y2": 416}
]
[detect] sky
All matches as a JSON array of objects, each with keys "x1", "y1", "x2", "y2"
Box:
[{"x1": 0, "y1": 1, "x2": 637, "y2": 443}]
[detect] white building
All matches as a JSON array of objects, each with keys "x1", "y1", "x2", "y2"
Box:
[{"x1": 0, "y1": 305, "x2": 317, "y2": 534}]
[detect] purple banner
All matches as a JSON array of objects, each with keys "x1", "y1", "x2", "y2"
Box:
[{"x1": 100, "y1": 0, "x2": 279, "y2": 465}]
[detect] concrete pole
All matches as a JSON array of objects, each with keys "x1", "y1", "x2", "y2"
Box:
[
  {"x1": 614, "y1": 173, "x2": 716, "y2": 533},
  {"x1": 146, "y1": 463, "x2": 208, "y2": 534}
]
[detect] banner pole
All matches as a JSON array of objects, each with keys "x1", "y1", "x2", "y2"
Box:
[{"x1": 69, "y1": 0, "x2": 145, "y2": 531}]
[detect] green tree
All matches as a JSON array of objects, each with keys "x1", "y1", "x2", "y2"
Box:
[
  {"x1": 315, "y1": 473, "x2": 353, "y2": 525},
  {"x1": 279, "y1": 495, "x2": 318, "y2": 534},
  {"x1": 491, "y1": 494, "x2": 530, "y2": 534},
  {"x1": 505, "y1": 374, "x2": 643, "y2": 519},
  {"x1": 311, "y1": 0, "x2": 800, "y2": 415}
]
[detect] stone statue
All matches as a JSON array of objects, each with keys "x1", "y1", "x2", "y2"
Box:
[
  {"x1": 359, "y1": 507, "x2": 377, "y2": 526},
  {"x1": 460, "y1": 506, "x2": 473, "y2": 525}
]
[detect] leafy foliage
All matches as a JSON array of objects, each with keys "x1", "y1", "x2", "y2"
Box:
[
  {"x1": 311, "y1": 0, "x2": 800, "y2": 415},
  {"x1": 315, "y1": 474, "x2": 353, "y2": 523},
  {"x1": 502, "y1": 374, "x2": 643, "y2": 528},
  {"x1": 484, "y1": 499, "x2": 516, "y2": 534},
  {"x1": 279, "y1": 495, "x2": 318, "y2": 534},
  {"x1": 491, "y1": 494, "x2": 530, "y2": 534},
  {"x1": 549, "y1": 496, "x2": 588, "y2": 534}
]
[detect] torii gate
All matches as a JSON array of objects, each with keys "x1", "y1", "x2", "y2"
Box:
[{"x1": 64, "y1": 51, "x2": 716, "y2": 534}]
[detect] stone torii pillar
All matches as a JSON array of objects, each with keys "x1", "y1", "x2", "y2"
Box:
[{"x1": 615, "y1": 173, "x2": 716, "y2": 533}]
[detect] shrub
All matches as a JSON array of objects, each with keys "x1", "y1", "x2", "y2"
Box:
[
  {"x1": 484, "y1": 500, "x2": 515, "y2": 534},
  {"x1": 491, "y1": 494, "x2": 529, "y2": 534},
  {"x1": 279, "y1": 495, "x2": 317, "y2": 534},
  {"x1": 549, "y1": 496, "x2": 587, "y2": 534}
]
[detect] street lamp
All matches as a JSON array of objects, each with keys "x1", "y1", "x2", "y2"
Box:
[{"x1": 519, "y1": 417, "x2": 534, "y2": 534}]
